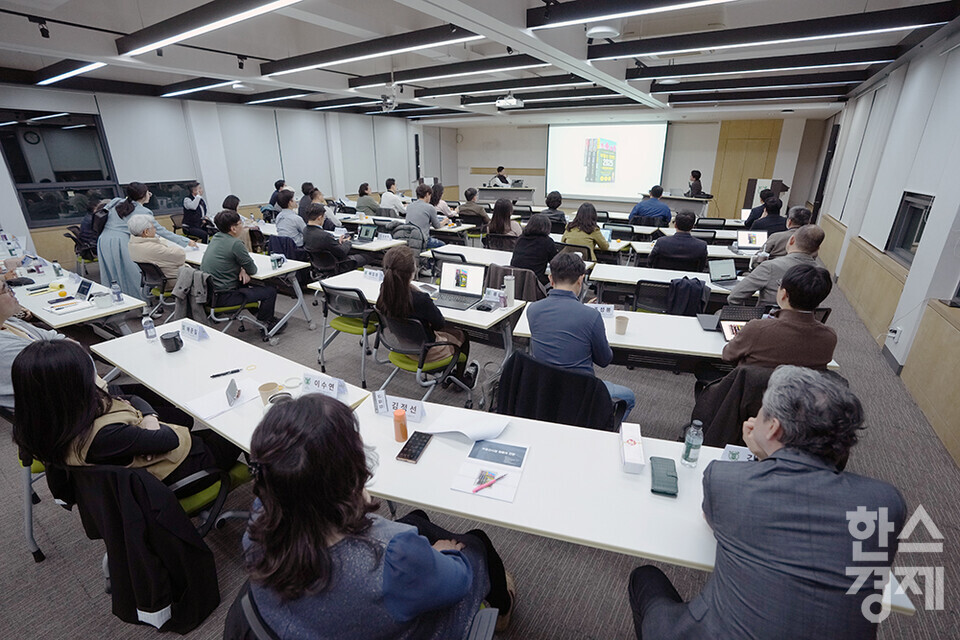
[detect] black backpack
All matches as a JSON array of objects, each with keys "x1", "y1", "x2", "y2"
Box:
[{"x1": 91, "y1": 201, "x2": 111, "y2": 237}]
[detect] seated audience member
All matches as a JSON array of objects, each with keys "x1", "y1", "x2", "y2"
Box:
[
  {"x1": 748, "y1": 197, "x2": 787, "y2": 234},
  {"x1": 629, "y1": 186, "x2": 672, "y2": 226},
  {"x1": 302, "y1": 204, "x2": 369, "y2": 268},
  {"x1": 406, "y1": 183, "x2": 450, "y2": 249},
  {"x1": 376, "y1": 247, "x2": 477, "y2": 387},
  {"x1": 647, "y1": 210, "x2": 707, "y2": 271},
  {"x1": 753, "y1": 206, "x2": 814, "y2": 268},
  {"x1": 511, "y1": 213, "x2": 558, "y2": 285},
  {"x1": 298, "y1": 182, "x2": 315, "y2": 221},
  {"x1": 431, "y1": 183, "x2": 456, "y2": 219},
  {"x1": 684, "y1": 170, "x2": 703, "y2": 198},
  {"x1": 308, "y1": 188, "x2": 340, "y2": 230},
  {"x1": 78, "y1": 191, "x2": 105, "y2": 246},
  {"x1": 181, "y1": 181, "x2": 212, "y2": 242},
  {"x1": 275, "y1": 190, "x2": 306, "y2": 247},
  {"x1": 225, "y1": 394, "x2": 512, "y2": 639},
  {"x1": 561, "y1": 203, "x2": 609, "y2": 260},
  {"x1": 201, "y1": 210, "x2": 281, "y2": 332},
  {"x1": 628, "y1": 365, "x2": 906, "y2": 640},
  {"x1": 356, "y1": 182, "x2": 380, "y2": 218},
  {"x1": 727, "y1": 224, "x2": 825, "y2": 307},
  {"x1": 269, "y1": 179, "x2": 285, "y2": 207},
  {"x1": 723, "y1": 264, "x2": 836, "y2": 368},
  {"x1": 12, "y1": 340, "x2": 241, "y2": 486},
  {"x1": 457, "y1": 187, "x2": 489, "y2": 223},
  {"x1": 743, "y1": 188, "x2": 774, "y2": 229},
  {"x1": 541, "y1": 191, "x2": 567, "y2": 225},
  {"x1": 526, "y1": 253, "x2": 635, "y2": 417},
  {"x1": 380, "y1": 178, "x2": 406, "y2": 216},
  {"x1": 126, "y1": 214, "x2": 186, "y2": 285},
  {"x1": 489, "y1": 198, "x2": 522, "y2": 237},
  {"x1": 222, "y1": 194, "x2": 241, "y2": 214}
]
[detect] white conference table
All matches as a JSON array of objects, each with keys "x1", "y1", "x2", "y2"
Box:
[
  {"x1": 185, "y1": 243, "x2": 315, "y2": 337},
  {"x1": 13, "y1": 266, "x2": 144, "y2": 333},
  {"x1": 631, "y1": 241, "x2": 757, "y2": 261},
  {"x1": 308, "y1": 269, "x2": 525, "y2": 367},
  {"x1": 548, "y1": 234, "x2": 633, "y2": 254},
  {"x1": 355, "y1": 397, "x2": 909, "y2": 614},
  {"x1": 607, "y1": 224, "x2": 739, "y2": 242},
  {"x1": 90, "y1": 319, "x2": 369, "y2": 452},
  {"x1": 590, "y1": 262, "x2": 735, "y2": 294},
  {"x1": 422, "y1": 245, "x2": 595, "y2": 271}
]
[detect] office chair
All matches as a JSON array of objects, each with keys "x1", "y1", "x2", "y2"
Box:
[
  {"x1": 445, "y1": 200, "x2": 461, "y2": 209},
  {"x1": 549, "y1": 219, "x2": 568, "y2": 235},
  {"x1": 814, "y1": 307, "x2": 832, "y2": 323},
  {"x1": 457, "y1": 211, "x2": 488, "y2": 246},
  {"x1": 557, "y1": 242, "x2": 591, "y2": 262},
  {"x1": 638, "y1": 216, "x2": 668, "y2": 228},
  {"x1": 632, "y1": 280, "x2": 671, "y2": 313},
  {"x1": 695, "y1": 218, "x2": 726, "y2": 229},
  {"x1": 203, "y1": 274, "x2": 271, "y2": 341},
  {"x1": 690, "y1": 229, "x2": 716, "y2": 242},
  {"x1": 513, "y1": 205, "x2": 533, "y2": 222},
  {"x1": 170, "y1": 213, "x2": 185, "y2": 235},
  {"x1": 317, "y1": 283, "x2": 379, "y2": 389},
  {"x1": 134, "y1": 261, "x2": 175, "y2": 321},
  {"x1": 431, "y1": 248, "x2": 468, "y2": 282},
  {"x1": 595, "y1": 210, "x2": 610, "y2": 223},
  {"x1": 483, "y1": 233, "x2": 518, "y2": 251},
  {"x1": 63, "y1": 227, "x2": 98, "y2": 276},
  {"x1": 604, "y1": 223, "x2": 635, "y2": 241},
  {"x1": 374, "y1": 317, "x2": 473, "y2": 408}
]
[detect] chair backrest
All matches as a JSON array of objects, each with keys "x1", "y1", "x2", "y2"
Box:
[
  {"x1": 67, "y1": 224, "x2": 82, "y2": 236},
  {"x1": 170, "y1": 213, "x2": 184, "y2": 231},
  {"x1": 378, "y1": 315, "x2": 430, "y2": 356},
  {"x1": 482, "y1": 202, "x2": 494, "y2": 214},
  {"x1": 639, "y1": 216, "x2": 667, "y2": 227},
  {"x1": 633, "y1": 280, "x2": 670, "y2": 313},
  {"x1": 689, "y1": 229, "x2": 716, "y2": 242},
  {"x1": 496, "y1": 352, "x2": 620, "y2": 431},
  {"x1": 319, "y1": 283, "x2": 373, "y2": 318},
  {"x1": 557, "y1": 243, "x2": 590, "y2": 262},
  {"x1": 693, "y1": 365, "x2": 775, "y2": 447},
  {"x1": 513, "y1": 205, "x2": 533, "y2": 221},
  {"x1": 595, "y1": 210, "x2": 609, "y2": 223},
  {"x1": 605, "y1": 223, "x2": 635, "y2": 241},
  {"x1": 431, "y1": 249, "x2": 467, "y2": 265},
  {"x1": 446, "y1": 200, "x2": 460, "y2": 209},
  {"x1": 695, "y1": 218, "x2": 725, "y2": 229},
  {"x1": 484, "y1": 233, "x2": 518, "y2": 251},
  {"x1": 267, "y1": 234, "x2": 300, "y2": 259},
  {"x1": 666, "y1": 276, "x2": 708, "y2": 316},
  {"x1": 306, "y1": 249, "x2": 340, "y2": 279},
  {"x1": 648, "y1": 254, "x2": 705, "y2": 273},
  {"x1": 391, "y1": 223, "x2": 427, "y2": 254},
  {"x1": 814, "y1": 307, "x2": 831, "y2": 323},
  {"x1": 63, "y1": 229, "x2": 96, "y2": 258},
  {"x1": 549, "y1": 219, "x2": 567, "y2": 235},
  {"x1": 484, "y1": 265, "x2": 547, "y2": 302},
  {"x1": 458, "y1": 211, "x2": 487, "y2": 229},
  {"x1": 134, "y1": 261, "x2": 168, "y2": 290},
  {"x1": 377, "y1": 207, "x2": 398, "y2": 218}
]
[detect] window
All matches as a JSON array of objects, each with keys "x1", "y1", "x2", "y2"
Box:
[
  {"x1": 0, "y1": 109, "x2": 119, "y2": 228},
  {"x1": 885, "y1": 192, "x2": 933, "y2": 267},
  {"x1": 138, "y1": 181, "x2": 197, "y2": 215}
]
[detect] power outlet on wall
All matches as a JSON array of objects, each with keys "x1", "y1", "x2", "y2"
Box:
[{"x1": 887, "y1": 327, "x2": 902, "y2": 344}]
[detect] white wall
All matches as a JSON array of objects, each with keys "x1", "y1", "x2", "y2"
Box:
[
  {"x1": 421, "y1": 126, "x2": 441, "y2": 180},
  {"x1": 439, "y1": 127, "x2": 459, "y2": 188},
  {"x1": 338, "y1": 113, "x2": 377, "y2": 195},
  {"x1": 772, "y1": 118, "x2": 805, "y2": 197},
  {"x1": 373, "y1": 117, "x2": 413, "y2": 192},
  {"x1": 661, "y1": 122, "x2": 720, "y2": 193},
  {"x1": 182, "y1": 101, "x2": 232, "y2": 212},
  {"x1": 217, "y1": 104, "x2": 282, "y2": 206},
  {"x1": 276, "y1": 109, "x2": 333, "y2": 197}
]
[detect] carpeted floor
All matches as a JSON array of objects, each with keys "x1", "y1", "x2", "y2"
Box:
[{"x1": 0, "y1": 271, "x2": 957, "y2": 639}]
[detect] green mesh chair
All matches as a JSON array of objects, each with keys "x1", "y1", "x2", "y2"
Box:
[
  {"x1": 203, "y1": 274, "x2": 270, "y2": 339},
  {"x1": 374, "y1": 316, "x2": 473, "y2": 408},
  {"x1": 135, "y1": 261, "x2": 175, "y2": 322},
  {"x1": 317, "y1": 282, "x2": 379, "y2": 389},
  {"x1": 171, "y1": 461, "x2": 252, "y2": 536}
]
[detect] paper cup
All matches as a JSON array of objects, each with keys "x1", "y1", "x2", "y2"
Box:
[
  {"x1": 258, "y1": 382, "x2": 279, "y2": 405},
  {"x1": 615, "y1": 315, "x2": 629, "y2": 335}
]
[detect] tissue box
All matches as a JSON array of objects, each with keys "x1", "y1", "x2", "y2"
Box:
[{"x1": 620, "y1": 423, "x2": 646, "y2": 474}]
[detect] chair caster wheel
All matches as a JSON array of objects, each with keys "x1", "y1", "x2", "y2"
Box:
[
  {"x1": 238, "y1": 325, "x2": 246, "y2": 333},
  {"x1": 31, "y1": 491, "x2": 41, "y2": 505},
  {"x1": 312, "y1": 300, "x2": 319, "y2": 306},
  {"x1": 268, "y1": 337, "x2": 280, "y2": 346},
  {"x1": 214, "y1": 518, "x2": 226, "y2": 530},
  {"x1": 32, "y1": 549, "x2": 45, "y2": 563},
  {"x1": 308, "y1": 322, "x2": 317, "y2": 330},
  {"x1": 464, "y1": 400, "x2": 473, "y2": 409}
]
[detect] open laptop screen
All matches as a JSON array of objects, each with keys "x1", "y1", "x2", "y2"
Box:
[
  {"x1": 740, "y1": 208, "x2": 752, "y2": 220},
  {"x1": 737, "y1": 230, "x2": 767, "y2": 250},
  {"x1": 600, "y1": 228, "x2": 612, "y2": 243},
  {"x1": 439, "y1": 262, "x2": 485, "y2": 297},
  {"x1": 708, "y1": 259, "x2": 737, "y2": 282},
  {"x1": 358, "y1": 224, "x2": 377, "y2": 241}
]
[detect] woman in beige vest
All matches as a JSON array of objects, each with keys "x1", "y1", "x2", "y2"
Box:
[{"x1": 11, "y1": 340, "x2": 240, "y2": 486}]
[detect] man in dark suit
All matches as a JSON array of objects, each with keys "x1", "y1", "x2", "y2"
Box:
[
  {"x1": 749, "y1": 196, "x2": 788, "y2": 234},
  {"x1": 743, "y1": 188, "x2": 774, "y2": 229},
  {"x1": 302, "y1": 204, "x2": 369, "y2": 268},
  {"x1": 647, "y1": 210, "x2": 707, "y2": 271},
  {"x1": 628, "y1": 365, "x2": 907, "y2": 640}
]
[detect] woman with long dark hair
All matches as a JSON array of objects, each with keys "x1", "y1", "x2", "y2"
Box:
[
  {"x1": 11, "y1": 340, "x2": 240, "y2": 486},
  {"x1": 488, "y1": 198, "x2": 521, "y2": 237},
  {"x1": 97, "y1": 182, "x2": 194, "y2": 298},
  {"x1": 376, "y1": 246, "x2": 477, "y2": 386},
  {"x1": 226, "y1": 394, "x2": 514, "y2": 638},
  {"x1": 510, "y1": 213, "x2": 558, "y2": 285},
  {"x1": 561, "y1": 202, "x2": 609, "y2": 260},
  {"x1": 431, "y1": 183, "x2": 456, "y2": 219}
]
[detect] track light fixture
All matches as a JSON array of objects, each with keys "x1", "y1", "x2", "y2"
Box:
[
  {"x1": 237, "y1": 55, "x2": 247, "y2": 70},
  {"x1": 28, "y1": 17, "x2": 49, "y2": 39}
]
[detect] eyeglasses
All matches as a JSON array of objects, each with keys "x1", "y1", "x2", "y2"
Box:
[
  {"x1": 0, "y1": 283, "x2": 14, "y2": 296},
  {"x1": 776, "y1": 279, "x2": 782, "y2": 287}
]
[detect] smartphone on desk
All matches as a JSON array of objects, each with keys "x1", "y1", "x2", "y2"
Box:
[
  {"x1": 396, "y1": 431, "x2": 433, "y2": 464},
  {"x1": 649, "y1": 457, "x2": 678, "y2": 497}
]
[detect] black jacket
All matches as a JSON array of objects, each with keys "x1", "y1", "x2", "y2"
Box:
[
  {"x1": 66, "y1": 465, "x2": 220, "y2": 633},
  {"x1": 744, "y1": 204, "x2": 765, "y2": 229},
  {"x1": 692, "y1": 365, "x2": 774, "y2": 448},
  {"x1": 510, "y1": 234, "x2": 558, "y2": 284},
  {"x1": 648, "y1": 231, "x2": 708, "y2": 272},
  {"x1": 303, "y1": 225, "x2": 352, "y2": 260},
  {"x1": 749, "y1": 214, "x2": 788, "y2": 234}
]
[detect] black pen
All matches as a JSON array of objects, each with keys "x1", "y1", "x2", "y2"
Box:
[{"x1": 210, "y1": 368, "x2": 241, "y2": 378}]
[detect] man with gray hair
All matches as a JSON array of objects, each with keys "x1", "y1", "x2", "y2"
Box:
[
  {"x1": 628, "y1": 366, "x2": 907, "y2": 639},
  {"x1": 728, "y1": 224, "x2": 826, "y2": 307},
  {"x1": 127, "y1": 213, "x2": 186, "y2": 285},
  {"x1": 751, "y1": 206, "x2": 816, "y2": 268}
]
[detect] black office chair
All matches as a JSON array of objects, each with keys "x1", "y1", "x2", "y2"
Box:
[
  {"x1": 595, "y1": 210, "x2": 610, "y2": 223},
  {"x1": 631, "y1": 280, "x2": 671, "y2": 313},
  {"x1": 638, "y1": 216, "x2": 668, "y2": 228},
  {"x1": 690, "y1": 230, "x2": 716, "y2": 242},
  {"x1": 445, "y1": 200, "x2": 460, "y2": 209},
  {"x1": 647, "y1": 253, "x2": 706, "y2": 273},
  {"x1": 483, "y1": 233, "x2": 518, "y2": 251},
  {"x1": 549, "y1": 219, "x2": 568, "y2": 235},
  {"x1": 458, "y1": 211, "x2": 488, "y2": 245},
  {"x1": 513, "y1": 205, "x2": 533, "y2": 222},
  {"x1": 814, "y1": 307, "x2": 832, "y2": 323},
  {"x1": 63, "y1": 227, "x2": 98, "y2": 276},
  {"x1": 556, "y1": 243, "x2": 591, "y2": 262},
  {"x1": 482, "y1": 202, "x2": 494, "y2": 214},
  {"x1": 430, "y1": 248, "x2": 467, "y2": 281},
  {"x1": 604, "y1": 223, "x2": 635, "y2": 241},
  {"x1": 134, "y1": 261, "x2": 175, "y2": 321},
  {"x1": 695, "y1": 218, "x2": 726, "y2": 229}
]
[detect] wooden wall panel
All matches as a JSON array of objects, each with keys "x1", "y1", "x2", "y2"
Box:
[
  {"x1": 819, "y1": 214, "x2": 847, "y2": 275},
  {"x1": 710, "y1": 119, "x2": 783, "y2": 219},
  {"x1": 837, "y1": 237, "x2": 907, "y2": 344},
  {"x1": 901, "y1": 301, "x2": 960, "y2": 465}
]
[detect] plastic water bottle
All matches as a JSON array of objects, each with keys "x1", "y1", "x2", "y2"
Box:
[
  {"x1": 142, "y1": 316, "x2": 158, "y2": 342},
  {"x1": 51, "y1": 260, "x2": 63, "y2": 277},
  {"x1": 110, "y1": 281, "x2": 123, "y2": 304},
  {"x1": 681, "y1": 420, "x2": 704, "y2": 468}
]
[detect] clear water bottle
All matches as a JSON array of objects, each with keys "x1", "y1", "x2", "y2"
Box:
[
  {"x1": 110, "y1": 281, "x2": 123, "y2": 304},
  {"x1": 51, "y1": 260, "x2": 63, "y2": 277},
  {"x1": 681, "y1": 420, "x2": 704, "y2": 468},
  {"x1": 142, "y1": 316, "x2": 158, "y2": 342}
]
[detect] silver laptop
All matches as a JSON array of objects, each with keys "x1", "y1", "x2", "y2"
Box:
[
  {"x1": 736, "y1": 230, "x2": 767, "y2": 251},
  {"x1": 434, "y1": 262, "x2": 486, "y2": 311},
  {"x1": 708, "y1": 259, "x2": 738, "y2": 288},
  {"x1": 600, "y1": 228, "x2": 613, "y2": 243},
  {"x1": 354, "y1": 224, "x2": 377, "y2": 243},
  {"x1": 511, "y1": 179, "x2": 524, "y2": 188}
]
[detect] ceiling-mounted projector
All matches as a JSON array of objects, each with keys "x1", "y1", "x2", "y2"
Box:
[
  {"x1": 496, "y1": 95, "x2": 524, "y2": 109},
  {"x1": 380, "y1": 94, "x2": 397, "y2": 112}
]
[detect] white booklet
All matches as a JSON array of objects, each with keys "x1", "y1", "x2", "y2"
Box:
[{"x1": 451, "y1": 440, "x2": 528, "y2": 503}]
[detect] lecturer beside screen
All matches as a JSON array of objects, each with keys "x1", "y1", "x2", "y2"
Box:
[{"x1": 490, "y1": 166, "x2": 510, "y2": 186}]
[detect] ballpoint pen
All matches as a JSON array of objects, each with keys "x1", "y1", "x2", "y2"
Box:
[
  {"x1": 472, "y1": 473, "x2": 507, "y2": 494},
  {"x1": 210, "y1": 368, "x2": 241, "y2": 378}
]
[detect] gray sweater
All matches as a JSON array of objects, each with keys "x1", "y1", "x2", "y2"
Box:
[{"x1": 0, "y1": 317, "x2": 64, "y2": 408}]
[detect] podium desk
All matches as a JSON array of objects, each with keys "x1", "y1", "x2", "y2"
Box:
[{"x1": 477, "y1": 186, "x2": 535, "y2": 203}]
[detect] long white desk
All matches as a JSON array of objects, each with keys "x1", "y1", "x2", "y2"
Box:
[
  {"x1": 590, "y1": 262, "x2": 733, "y2": 293},
  {"x1": 90, "y1": 319, "x2": 369, "y2": 451},
  {"x1": 352, "y1": 238, "x2": 407, "y2": 252},
  {"x1": 631, "y1": 241, "x2": 757, "y2": 261},
  {"x1": 186, "y1": 243, "x2": 315, "y2": 338},
  {"x1": 308, "y1": 269, "x2": 525, "y2": 367},
  {"x1": 605, "y1": 223, "x2": 738, "y2": 242},
  {"x1": 421, "y1": 245, "x2": 595, "y2": 271},
  {"x1": 548, "y1": 234, "x2": 633, "y2": 254}
]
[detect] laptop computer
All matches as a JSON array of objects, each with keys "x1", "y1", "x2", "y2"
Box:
[
  {"x1": 354, "y1": 224, "x2": 377, "y2": 243},
  {"x1": 76, "y1": 278, "x2": 94, "y2": 301},
  {"x1": 433, "y1": 262, "x2": 486, "y2": 311},
  {"x1": 511, "y1": 179, "x2": 524, "y2": 188},
  {"x1": 600, "y1": 228, "x2": 613, "y2": 243},
  {"x1": 736, "y1": 230, "x2": 767, "y2": 251},
  {"x1": 707, "y1": 259, "x2": 739, "y2": 288},
  {"x1": 697, "y1": 305, "x2": 769, "y2": 334},
  {"x1": 740, "y1": 208, "x2": 752, "y2": 221}
]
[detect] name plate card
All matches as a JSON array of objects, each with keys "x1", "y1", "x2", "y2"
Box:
[
  {"x1": 303, "y1": 372, "x2": 346, "y2": 398},
  {"x1": 364, "y1": 268, "x2": 385, "y2": 282},
  {"x1": 372, "y1": 390, "x2": 425, "y2": 423},
  {"x1": 586, "y1": 303, "x2": 615, "y2": 318},
  {"x1": 377, "y1": 233, "x2": 393, "y2": 241},
  {"x1": 181, "y1": 319, "x2": 210, "y2": 342}
]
